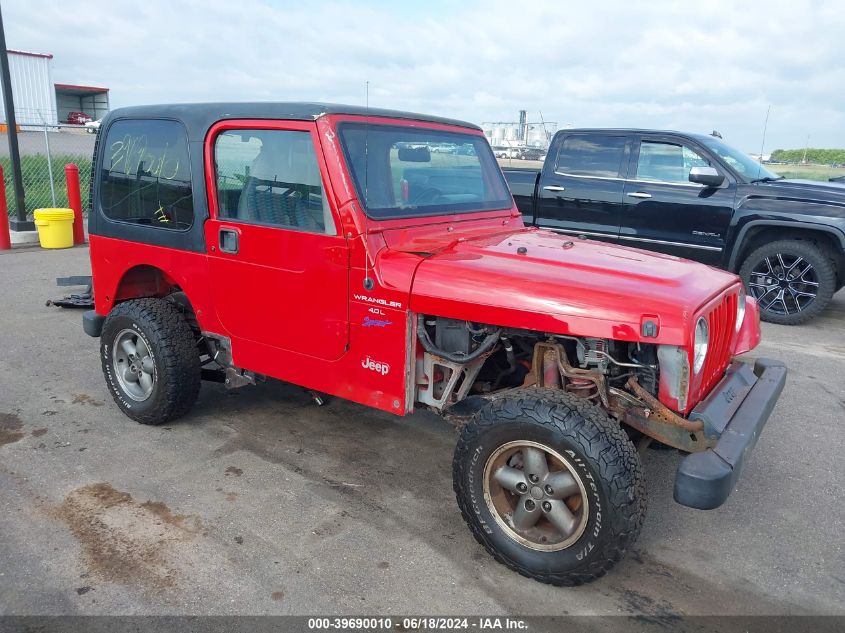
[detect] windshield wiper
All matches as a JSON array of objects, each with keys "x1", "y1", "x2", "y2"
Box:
[{"x1": 749, "y1": 176, "x2": 784, "y2": 183}]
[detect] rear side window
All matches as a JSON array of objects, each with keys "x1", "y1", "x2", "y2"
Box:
[
  {"x1": 554, "y1": 134, "x2": 627, "y2": 178},
  {"x1": 99, "y1": 119, "x2": 193, "y2": 230}
]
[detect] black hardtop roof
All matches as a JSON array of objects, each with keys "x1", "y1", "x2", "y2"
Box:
[{"x1": 104, "y1": 102, "x2": 481, "y2": 138}]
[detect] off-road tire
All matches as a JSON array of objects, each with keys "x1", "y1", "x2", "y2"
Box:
[
  {"x1": 739, "y1": 239, "x2": 836, "y2": 325},
  {"x1": 100, "y1": 298, "x2": 201, "y2": 425},
  {"x1": 453, "y1": 388, "x2": 645, "y2": 586}
]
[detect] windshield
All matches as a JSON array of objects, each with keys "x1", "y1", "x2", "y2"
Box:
[
  {"x1": 697, "y1": 136, "x2": 780, "y2": 181},
  {"x1": 338, "y1": 123, "x2": 512, "y2": 219}
]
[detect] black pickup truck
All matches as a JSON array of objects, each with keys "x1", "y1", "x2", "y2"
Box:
[{"x1": 505, "y1": 129, "x2": 845, "y2": 325}]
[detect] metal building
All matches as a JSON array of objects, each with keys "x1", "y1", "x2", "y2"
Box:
[
  {"x1": 0, "y1": 49, "x2": 57, "y2": 126},
  {"x1": 0, "y1": 49, "x2": 109, "y2": 127},
  {"x1": 55, "y1": 83, "x2": 110, "y2": 122}
]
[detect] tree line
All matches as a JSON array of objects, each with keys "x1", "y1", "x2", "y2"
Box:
[{"x1": 769, "y1": 148, "x2": 845, "y2": 164}]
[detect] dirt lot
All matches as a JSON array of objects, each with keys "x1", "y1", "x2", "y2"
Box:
[{"x1": 0, "y1": 245, "x2": 843, "y2": 617}]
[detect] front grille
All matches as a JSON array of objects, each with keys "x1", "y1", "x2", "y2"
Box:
[{"x1": 699, "y1": 292, "x2": 737, "y2": 398}]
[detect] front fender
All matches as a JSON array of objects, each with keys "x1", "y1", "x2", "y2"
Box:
[{"x1": 727, "y1": 206, "x2": 845, "y2": 270}]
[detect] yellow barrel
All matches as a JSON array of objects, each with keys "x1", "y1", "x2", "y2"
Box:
[{"x1": 33, "y1": 208, "x2": 75, "y2": 249}]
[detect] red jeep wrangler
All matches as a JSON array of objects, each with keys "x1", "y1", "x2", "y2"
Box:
[{"x1": 83, "y1": 103, "x2": 786, "y2": 586}]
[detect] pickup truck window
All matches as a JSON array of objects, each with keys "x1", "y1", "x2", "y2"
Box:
[
  {"x1": 697, "y1": 135, "x2": 779, "y2": 181},
  {"x1": 554, "y1": 134, "x2": 627, "y2": 178},
  {"x1": 636, "y1": 141, "x2": 710, "y2": 183},
  {"x1": 214, "y1": 129, "x2": 335, "y2": 234},
  {"x1": 99, "y1": 119, "x2": 193, "y2": 230},
  {"x1": 338, "y1": 123, "x2": 511, "y2": 219}
]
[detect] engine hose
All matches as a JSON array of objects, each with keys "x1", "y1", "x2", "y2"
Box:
[{"x1": 417, "y1": 315, "x2": 502, "y2": 364}]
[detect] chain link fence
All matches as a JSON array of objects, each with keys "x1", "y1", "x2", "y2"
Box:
[{"x1": 1, "y1": 108, "x2": 96, "y2": 218}]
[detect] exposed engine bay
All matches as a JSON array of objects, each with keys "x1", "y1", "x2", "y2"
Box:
[{"x1": 415, "y1": 316, "x2": 707, "y2": 451}]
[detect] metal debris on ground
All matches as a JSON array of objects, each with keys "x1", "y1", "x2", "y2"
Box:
[{"x1": 46, "y1": 275, "x2": 94, "y2": 308}]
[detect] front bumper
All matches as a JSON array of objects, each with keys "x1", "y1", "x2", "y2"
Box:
[{"x1": 674, "y1": 358, "x2": 787, "y2": 510}]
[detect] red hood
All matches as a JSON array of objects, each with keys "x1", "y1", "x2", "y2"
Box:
[{"x1": 384, "y1": 226, "x2": 739, "y2": 345}]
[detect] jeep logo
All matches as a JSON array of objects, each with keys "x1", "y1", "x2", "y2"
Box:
[{"x1": 362, "y1": 356, "x2": 390, "y2": 376}]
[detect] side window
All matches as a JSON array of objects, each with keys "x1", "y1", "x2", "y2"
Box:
[
  {"x1": 214, "y1": 129, "x2": 335, "y2": 235},
  {"x1": 636, "y1": 141, "x2": 711, "y2": 183},
  {"x1": 554, "y1": 134, "x2": 627, "y2": 177},
  {"x1": 99, "y1": 119, "x2": 193, "y2": 229}
]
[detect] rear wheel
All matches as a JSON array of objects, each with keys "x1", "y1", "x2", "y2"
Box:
[
  {"x1": 100, "y1": 298, "x2": 201, "y2": 425},
  {"x1": 453, "y1": 389, "x2": 645, "y2": 586},
  {"x1": 739, "y1": 239, "x2": 836, "y2": 325}
]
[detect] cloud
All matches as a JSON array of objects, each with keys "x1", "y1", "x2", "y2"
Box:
[{"x1": 4, "y1": 0, "x2": 844, "y2": 150}]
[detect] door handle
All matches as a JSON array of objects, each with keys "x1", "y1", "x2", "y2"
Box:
[
  {"x1": 626, "y1": 192, "x2": 652, "y2": 199},
  {"x1": 543, "y1": 185, "x2": 566, "y2": 192},
  {"x1": 219, "y1": 228, "x2": 239, "y2": 254}
]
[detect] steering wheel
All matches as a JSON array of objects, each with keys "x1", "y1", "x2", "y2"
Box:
[{"x1": 410, "y1": 187, "x2": 444, "y2": 204}]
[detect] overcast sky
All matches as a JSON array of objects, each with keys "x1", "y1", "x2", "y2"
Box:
[{"x1": 5, "y1": 0, "x2": 844, "y2": 151}]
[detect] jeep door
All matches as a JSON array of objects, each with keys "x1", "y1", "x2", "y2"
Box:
[
  {"x1": 205, "y1": 120, "x2": 348, "y2": 360},
  {"x1": 619, "y1": 136, "x2": 735, "y2": 265},
  {"x1": 534, "y1": 132, "x2": 631, "y2": 241}
]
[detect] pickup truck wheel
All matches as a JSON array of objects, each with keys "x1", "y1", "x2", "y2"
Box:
[
  {"x1": 453, "y1": 389, "x2": 645, "y2": 586},
  {"x1": 739, "y1": 240, "x2": 836, "y2": 325},
  {"x1": 100, "y1": 298, "x2": 201, "y2": 425}
]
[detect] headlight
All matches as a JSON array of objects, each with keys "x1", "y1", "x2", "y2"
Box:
[
  {"x1": 693, "y1": 316, "x2": 709, "y2": 373},
  {"x1": 736, "y1": 288, "x2": 746, "y2": 333}
]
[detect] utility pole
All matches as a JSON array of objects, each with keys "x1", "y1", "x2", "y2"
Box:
[
  {"x1": 801, "y1": 135, "x2": 810, "y2": 165},
  {"x1": 0, "y1": 2, "x2": 32, "y2": 231}
]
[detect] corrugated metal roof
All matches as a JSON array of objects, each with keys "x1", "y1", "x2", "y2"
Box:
[
  {"x1": 54, "y1": 83, "x2": 110, "y2": 93},
  {"x1": 6, "y1": 48, "x2": 53, "y2": 59}
]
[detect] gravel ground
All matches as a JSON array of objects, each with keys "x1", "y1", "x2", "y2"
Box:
[{"x1": 0, "y1": 245, "x2": 843, "y2": 618}]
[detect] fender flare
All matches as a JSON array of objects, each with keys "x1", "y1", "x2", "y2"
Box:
[{"x1": 727, "y1": 219, "x2": 845, "y2": 271}]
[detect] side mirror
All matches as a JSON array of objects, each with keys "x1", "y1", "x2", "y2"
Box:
[{"x1": 689, "y1": 166, "x2": 724, "y2": 187}]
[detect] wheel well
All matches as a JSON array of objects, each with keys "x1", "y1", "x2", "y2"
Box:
[
  {"x1": 113, "y1": 266, "x2": 201, "y2": 338},
  {"x1": 734, "y1": 226, "x2": 844, "y2": 284},
  {"x1": 164, "y1": 291, "x2": 201, "y2": 336},
  {"x1": 114, "y1": 265, "x2": 179, "y2": 302}
]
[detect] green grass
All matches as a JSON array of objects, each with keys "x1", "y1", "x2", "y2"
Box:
[
  {"x1": 2, "y1": 154, "x2": 92, "y2": 218},
  {"x1": 766, "y1": 163, "x2": 845, "y2": 182}
]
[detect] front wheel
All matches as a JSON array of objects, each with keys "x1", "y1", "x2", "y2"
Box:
[
  {"x1": 100, "y1": 298, "x2": 201, "y2": 425},
  {"x1": 739, "y1": 239, "x2": 836, "y2": 325},
  {"x1": 453, "y1": 389, "x2": 645, "y2": 586}
]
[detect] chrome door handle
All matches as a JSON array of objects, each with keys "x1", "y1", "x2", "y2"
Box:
[
  {"x1": 626, "y1": 192, "x2": 652, "y2": 199},
  {"x1": 543, "y1": 185, "x2": 566, "y2": 192}
]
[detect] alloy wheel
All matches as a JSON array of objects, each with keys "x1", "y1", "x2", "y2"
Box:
[
  {"x1": 483, "y1": 440, "x2": 589, "y2": 551},
  {"x1": 112, "y1": 329, "x2": 156, "y2": 401},
  {"x1": 748, "y1": 253, "x2": 819, "y2": 316}
]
